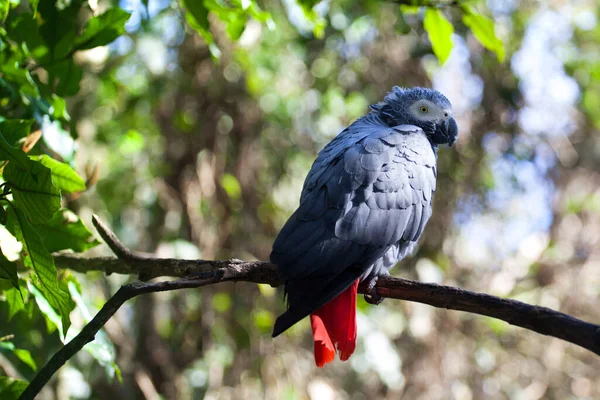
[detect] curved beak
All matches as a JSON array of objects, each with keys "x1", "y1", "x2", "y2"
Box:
[
  {"x1": 431, "y1": 117, "x2": 458, "y2": 146},
  {"x1": 445, "y1": 117, "x2": 458, "y2": 146}
]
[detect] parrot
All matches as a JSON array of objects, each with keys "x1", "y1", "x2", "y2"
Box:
[{"x1": 270, "y1": 86, "x2": 458, "y2": 367}]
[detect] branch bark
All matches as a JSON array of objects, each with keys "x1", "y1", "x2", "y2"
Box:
[{"x1": 20, "y1": 216, "x2": 600, "y2": 399}]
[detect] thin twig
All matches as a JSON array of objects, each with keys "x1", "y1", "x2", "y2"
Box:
[
  {"x1": 22, "y1": 217, "x2": 600, "y2": 399},
  {"x1": 92, "y1": 216, "x2": 135, "y2": 261},
  {"x1": 18, "y1": 275, "x2": 225, "y2": 400}
]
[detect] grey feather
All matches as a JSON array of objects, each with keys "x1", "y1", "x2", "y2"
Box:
[{"x1": 271, "y1": 87, "x2": 455, "y2": 337}]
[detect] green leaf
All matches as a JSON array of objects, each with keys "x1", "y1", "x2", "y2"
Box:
[
  {"x1": 400, "y1": 5, "x2": 421, "y2": 14},
  {"x1": 37, "y1": 155, "x2": 86, "y2": 193},
  {"x1": 37, "y1": 2, "x2": 79, "y2": 62},
  {"x1": 0, "y1": 133, "x2": 31, "y2": 173},
  {"x1": 0, "y1": 1, "x2": 10, "y2": 23},
  {"x1": 29, "y1": 0, "x2": 39, "y2": 15},
  {"x1": 0, "y1": 119, "x2": 34, "y2": 147},
  {"x1": 5, "y1": 285, "x2": 25, "y2": 320},
  {"x1": 0, "y1": 376, "x2": 28, "y2": 400},
  {"x1": 297, "y1": 0, "x2": 320, "y2": 13},
  {"x1": 7, "y1": 14, "x2": 49, "y2": 62},
  {"x1": 226, "y1": 15, "x2": 246, "y2": 40},
  {"x1": 74, "y1": 8, "x2": 131, "y2": 50},
  {"x1": 462, "y1": 6, "x2": 505, "y2": 62},
  {"x1": 424, "y1": 8, "x2": 454, "y2": 64},
  {"x1": 35, "y1": 209, "x2": 100, "y2": 253},
  {"x1": 46, "y1": 59, "x2": 83, "y2": 97},
  {"x1": 220, "y1": 173, "x2": 242, "y2": 200},
  {"x1": 4, "y1": 159, "x2": 61, "y2": 224},
  {"x1": 183, "y1": 0, "x2": 214, "y2": 45},
  {"x1": 0, "y1": 251, "x2": 18, "y2": 289},
  {"x1": 28, "y1": 281, "x2": 60, "y2": 334},
  {"x1": 0, "y1": 343, "x2": 37, "y2": 371},
  {"x1": 0, "y1": 342, "x2": 15, "y2": 350},
  {"x1": 6, "y1": 206, "x2": 74, "y2": 334},
  {"x1": 0, "y1": 60, "x2": 40, "y2": 98},
  {"x1": 50, "y1": 95, "x2": 70, "y2": 121},
  {"x1": 13, "y1": 348, "x2": 37, "y2": 370}
]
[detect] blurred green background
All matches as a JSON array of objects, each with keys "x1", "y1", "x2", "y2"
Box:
[{"x1": 2, "y1": 0, "x2": 600, "y2": 399}]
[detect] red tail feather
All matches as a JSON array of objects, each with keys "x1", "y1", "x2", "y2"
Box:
[{"x1": 310, "y1": 280, "x2": 359, "y2": 367}]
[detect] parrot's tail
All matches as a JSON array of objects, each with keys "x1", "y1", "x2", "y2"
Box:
[{"x1": 310, "y1": 279, "x2": 359, "y2": 367}]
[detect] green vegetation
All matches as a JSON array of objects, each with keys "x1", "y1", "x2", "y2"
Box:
[{"x1": 1, "y1": 0, "x2": 598, "y2": 399}]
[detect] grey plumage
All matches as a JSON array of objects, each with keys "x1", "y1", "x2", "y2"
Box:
[{"x1": 271, "y1": 86, "x2": 458, "y2": 337}]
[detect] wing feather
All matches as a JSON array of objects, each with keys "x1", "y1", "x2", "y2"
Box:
[{"x1": 270, "y1": 114, "x2": 438, "y2": 334}]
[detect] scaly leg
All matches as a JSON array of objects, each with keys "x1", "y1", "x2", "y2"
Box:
[{"x1": 363, "y1": 275, "x2": 383, "y2": 305}]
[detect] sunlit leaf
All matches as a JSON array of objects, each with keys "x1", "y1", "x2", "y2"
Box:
[
  {"x1": 423, "y1": 8, "x2": 454, "y2": 64},
  {"x1": 253, "y1": 309, "x2": 273, "y2": 332},
  {"x1": 220, "y1": 173, "x2": 242, "y2": 200},
  {"x1": 0, "y1": 0, "x2": 9, "y2": 23},
  {"x1": 13, "y1": 348, "x2": 37, "y2": 370},
  {"x1": 37, "y1": 155, "x2": 86, "y2": 193},
  {"x1": 0, "y1": 342, "x2": 37, "y2": 371},
  {"x1": 7, "y1": 206, "x2": 74, "y2": 334},
  {"x1": 0, "y1": 376, "x2": 28, "y2": 400},
  {"x1": 50, "y1": 95, "x2": 70, "y2": 121},
  {"x1": 246, "y1": 1, "x2": 273, "y2": 27},
  {"x1": 35, "y1": 209, "x2": 100, "y2": 253},
  {"x1": 29, "y1": 0, "x2": 38, "y2": 15},
  {"x1": 212, "y1": 292, "x2": 232, "y2": 312},
  {"x1": 28, "y1": 281, "x2": 60, "y2": 334},
  {"x1": 4, "y1": 159, "x2": 61, "y2": 224},
  {"x1": 400, "y1": 5, "x2": 421, "y2": 14},
  {"x1": 462, "y1": 6, "x2": 505, "y2": 62},
  {"x1": 296, "y1": 0, "x2": 320, "y2": 12},
  {"x1": 226, "y1": 15, "x2": 246, "y2": 40},
  {"x1": 74, "y1": 8, "x2": 131, "y2": 50}
]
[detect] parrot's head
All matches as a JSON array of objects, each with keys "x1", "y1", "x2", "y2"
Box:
[{"x1": 373, "y1": 86, "x2": 458, "y2": 146}]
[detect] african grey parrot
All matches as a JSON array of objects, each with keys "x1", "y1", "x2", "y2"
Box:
[{"x1": 270, "y1": 86, "x2": 457, "y2": 367}]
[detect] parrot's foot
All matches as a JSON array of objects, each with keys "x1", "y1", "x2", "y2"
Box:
[{"x1": 363, "y1": 276, "x2": 383, "y2": 305}]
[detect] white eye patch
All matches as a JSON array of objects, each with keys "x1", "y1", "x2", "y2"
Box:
[{"x1": 409, "y1": 100, "x2": 444, "y2": 121}]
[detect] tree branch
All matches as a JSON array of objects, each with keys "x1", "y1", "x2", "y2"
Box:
[{"x1": 22, "y1": 216, "x2": 600, "y2": 399}]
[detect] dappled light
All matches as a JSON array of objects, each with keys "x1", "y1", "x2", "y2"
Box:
[{"x1": 1, "y1": 0, "x2": 599, "y2": 399}]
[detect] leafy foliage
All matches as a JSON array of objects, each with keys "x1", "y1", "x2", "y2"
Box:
[
  {"x1": 0, "y1": 0, "x2": 511, "y2": 396},
  {"x1": 0, "y1": 376, "x2": 28, "y2": 400},
  {"x1": 35, "y1": 209, "x2": 99, "y2": 253},
  {"x1": 74, "y1": 8, "x2": 131, "y2": 51},
  {"x1": 0, "y1": 341, "x2": 37, "y2": 371},
  {"x1": 4, "y1": 160, "x2": 61, "y2": 224},
  {"x1": 0, "y1": 0, "x2": 123, "y2": 388},
  {"x1": 423, "y1": 8, "x2": 454, "y2": 64},
  {"x1": 461, "y1": 5, "x2": 505, "y2": 62},
  {"x1": 183, "y1": 0, "x2": 274, "y2": 58},
  {"x1": 6, "y1": 206, "x2": 75, "y2": 333}
]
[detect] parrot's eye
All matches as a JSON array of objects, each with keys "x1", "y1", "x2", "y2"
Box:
[{"x1": 419, "y1": 106, "x2": 428, "y2": 113}]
